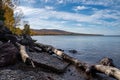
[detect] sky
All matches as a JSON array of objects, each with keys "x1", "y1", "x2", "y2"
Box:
[{"x1": 17, "y1": 0, "x2": 120, "y2": 35}]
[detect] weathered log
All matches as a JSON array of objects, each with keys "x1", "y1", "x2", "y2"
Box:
[
  {"x1": 35, "y1": 43, "x2": 92, "y2": 71},
  {"x1": 53, "y1": 49, "x2": 120, "y2": 79},
  {"x1": 35, "y1": 43, "x2": 53, "y2": 52},
  {"x1": 94, "y1": 65, "x2": 120, "y2": 80},
  {"x1": 16, "y1": 42, "x2": 69, "y2": 73},
  {"x1": 35, "y1": 43, "x2": 120, "y2": 80},
  {"x1": 16, "y1": 42, "x2": 35, "y2": 68},
  {"x1": 32, "y1": 46, "x2": 42, "y2": 52},
  {"x1": 53, "y1": 49, "x2": 120, "y2": 80}
]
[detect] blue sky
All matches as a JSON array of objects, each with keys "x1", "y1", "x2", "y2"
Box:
[{"x1": 18, "y1": 0, "x2": 120, "y2": 35}]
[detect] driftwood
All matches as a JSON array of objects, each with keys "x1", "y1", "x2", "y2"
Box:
[
  {"x1": 16, "y1": 42, "x2": 70, "y2": 73},
  {"x1": 35, "y1": 43, "x2": 120, "y2": 80},
  {"x1": 16, "y1": 42, "x2": 35, "y2": 68},
  {"x1": 94, "y1": 65, "x2": 120, "y2": 79},
  {"x1": 53, "y1": 49, "x2": 120, "y2": 80}
]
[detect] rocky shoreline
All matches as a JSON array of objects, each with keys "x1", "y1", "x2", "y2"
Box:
[
  {"x1": 0, "y1": 59, "x2": 115, "y2": 80},
  {"x1": 0, "y1": 23, "x2": 119, "y2": 80}
]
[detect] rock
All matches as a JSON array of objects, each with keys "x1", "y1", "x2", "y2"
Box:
[
  {"x1": 19, "y1": 35, "x2": 36, "y2": 46},
  {"x1": 0, "y1": 23, "x2": 17, "y2": 44},
  {"x1": 0, "y1": 24, "x2": 12, "y2": 34},
  {"x1": 28, "y1": 52, "x2": 69, "y2": 73},
  {"x1": 0, "y1": 41, "x2": 3, "y2": 45},
  {"x1": 69, "y1": 50, "x2": 77, "y2": 54},
  {"x1": 0, "y1": 34, "x2": 18, "y2": 44},
  {"x1": 58, "y1": 49, "x2": 64, "y2": 52},
  {"x1": 0, "y1": 43, "x2": 19, "y2": 67},
  {"x1": 0, "y1": 21, "x2": 4, "y2": 26},
  {"x1": 99, "y1": 57, "x2": 115, "y2": 67}
]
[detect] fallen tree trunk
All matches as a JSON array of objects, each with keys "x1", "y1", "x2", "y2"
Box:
[
  {"x1": 35, "y1": 43, "x2": 120, "y2": 80},
  {"x1": 16, "y1": 42, "x2": 70, "y2": 73},
  {"x1": 16, "y1": 42, "x2": 35, "y2": 68},
  {"x1": 53, "y1": 49, "x2": 120, "y2": 80},
  {"x1": 94, "y1": 65, "x2": 120, "y2": 80}
]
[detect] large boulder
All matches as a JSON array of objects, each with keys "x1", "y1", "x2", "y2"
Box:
[
  {"x1": 0, "y1": 21, "x2": 17, "y2": 44},
  {"x1": 0, "y1": 34, "x2": 18, "y2": 44},
  {"x1": 0, "y1": 43, "x2": 19, "y2": 67},
  {"x1": 0, "y1": 21, "x2": 12, "y2": 34}
]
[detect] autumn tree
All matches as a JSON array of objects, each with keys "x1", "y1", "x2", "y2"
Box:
[
  {"x1": 0, "y1": 0, "x2": 34, "y2": 35},
  {"x1": 14, "y1": 27, "x2": 22, "y2": 35},
  {"x1": 0, "y1": 0, "x2": 24, "y2": 35},
  {"x1": 2, "y1": 0, "x2": 15, "y2": 31}
]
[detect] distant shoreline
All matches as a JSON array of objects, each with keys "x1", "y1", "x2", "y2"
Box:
[
  {"x1": 31, "y1": 29, "x2": 104, "y2": 36},
  {"x1": 32, "y1": 34, "x2": 104, "y2": 36},
  {"x1": 32, "y1": 35, "x2": 120, "y2": 37}
]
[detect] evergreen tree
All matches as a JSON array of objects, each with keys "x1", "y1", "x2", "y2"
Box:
[{"x1": 23, "y1": 24, "x2": 31, "y2": 35}]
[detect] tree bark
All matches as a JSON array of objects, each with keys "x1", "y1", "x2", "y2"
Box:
[
  {"x1": 53, "y1": 49, "x2": 120, "y2": 80},
  {"x1": 16, "y1": 42, "x2": 35, "y2": 68},
  {"x1": 94, "y1": 65, "x2": 120, "y2": 80}
]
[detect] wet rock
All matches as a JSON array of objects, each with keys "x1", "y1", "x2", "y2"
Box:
[
  {"x1": 69, "y1": 50, "x2": 77, "y2": 54},
  {"x1": 99, "y1": 57, "x2": 115, "y2": 67}
]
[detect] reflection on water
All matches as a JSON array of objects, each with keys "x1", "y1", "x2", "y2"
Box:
[{"x1": 32, "y1": 36, "x2": 120, "y2": 67}]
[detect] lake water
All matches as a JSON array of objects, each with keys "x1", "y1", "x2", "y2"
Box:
[{"x1": 32, "y1": 36, "x2": 120, "y2": 67}]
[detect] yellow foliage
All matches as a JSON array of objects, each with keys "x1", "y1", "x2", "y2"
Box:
[{"x1": 3, "y1": 4, "x2": 15, "y2": 29}]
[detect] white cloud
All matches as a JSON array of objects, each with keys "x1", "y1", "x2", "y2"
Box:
[
  {"x1": 75, "y1": 23, "x2": 82, "y2": 27},
  {"x1": 44, "y1": 6, "x2": 54, "y2": 10},
  {"x1": 57, "y1": 0, "x2": 64, "y2": 4},
  {"x1": 23, "y1": 0, "x2": 36, "y2": 3},
  {"x1": 19, "y1": 6, "x2": 120, "y2": 34},
  {"x1": 73, "y1": 6, "x2": 88, "y2": 11},
  {"x1": 44, "y1": 0, "x2": 49, "y2": 3},
  {"x1": 19, "y1": 6, "x2": 93, "y2": 22}
]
